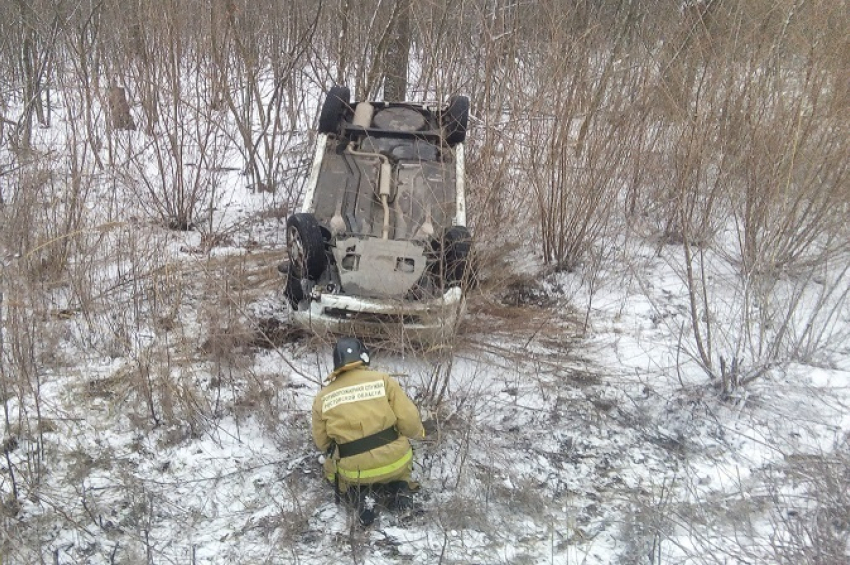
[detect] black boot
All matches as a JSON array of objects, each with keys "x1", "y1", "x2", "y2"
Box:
[
  {"x1": 350, "y1": 487, "x2": 376, "y2": 526},
  {"x1": 386, "y1": 481, "x2": 413, "y2": 511}
]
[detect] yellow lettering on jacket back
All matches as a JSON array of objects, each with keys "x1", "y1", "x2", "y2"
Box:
[{"x1": 322, "y1": 380, "x2": 386, "y2": 413}]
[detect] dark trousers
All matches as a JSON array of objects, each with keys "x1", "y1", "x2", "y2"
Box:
[{"x1": 345, "y1": 481, "x2": 413, "y2": 525}]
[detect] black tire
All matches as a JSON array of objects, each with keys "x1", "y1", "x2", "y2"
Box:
[
  {"x1": 444, "y1": 95, "x2": 469, "y2": 145},
  {"x1": 437, "y1": 225, "x2": 473, "y2": 286},
  {"x1": 318, "y1": 86, "x2": 350, "y2": 134},
  {"x1": 286, "y1": 213, "x2": 327, "y2": 280},
  {"x1": 284, "y1": 270, "x2": 305, "y2": 309}
]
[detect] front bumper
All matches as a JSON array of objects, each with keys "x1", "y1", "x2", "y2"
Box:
[{"x1": 290, "y1": 286, "x2": 465, "y2": 342}]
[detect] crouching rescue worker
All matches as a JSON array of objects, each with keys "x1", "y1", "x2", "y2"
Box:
[{"x1": 311, "y1": 337, "x2": 425, "y2": 526}]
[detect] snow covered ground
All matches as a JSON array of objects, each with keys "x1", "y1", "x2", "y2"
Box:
[
  {"x1": 2, "y1": 81, "x2": 848, "y2": 565},
  {"x1": 3, "y1": 173, "x2": 848, "y2": 563}
]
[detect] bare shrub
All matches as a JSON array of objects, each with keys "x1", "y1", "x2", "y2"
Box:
[
  {"x1": 638, "y1": 0, "x2": 850, "y2": 390},
  {"x1": 732, "y1": 95, "x2": 847, "y2": 276},
  {"x1": 619, "y1": 478, "x2": 675, "y2": 565},
  {"x1": 5, "y1": 0, "x2": 59, "y2": 150},
  {"x1": 514, "y1": 16, "x2": 637, "y2": 272},
  {"x1": 767, "y1": 443, "x2": 850, "y2": 564},
  {"x1": 0, "y1": 270, "x2": 51, "y2": 509},
  {"x1": 0, "y1": 155, "x2": 97, "y2": 291},
  {"x1": 0, "y1": 145, "x2": 105, "y2": 515},
  {"x1": 111, "y1": 80, "x2": 229, "y2": 230},
  {"x1": 208, "y1": 0, "x2": 319, "y2": 194}
]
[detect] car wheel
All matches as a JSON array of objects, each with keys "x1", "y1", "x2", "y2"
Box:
[
  {"x1": 286, "y1": 213, "x2": 327, "y2": 280},
  {"x1": 318, "y1": 85, "x2": 350, "y2": 134},
  {"x1": 439, "y1": 225, "x2": 473, "y2": 285},
  {"x1": 444, "y1": 96, "x2": 469, "y2": 145}
]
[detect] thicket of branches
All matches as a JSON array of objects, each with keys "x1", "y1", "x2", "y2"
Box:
[{"x1": 1, "y1": 0, "x2": 848, "y2": 561}]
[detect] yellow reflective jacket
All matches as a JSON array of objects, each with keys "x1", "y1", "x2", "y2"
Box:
[{"x1": 312, "y1": 365, "x2": 424, "y2": 488}]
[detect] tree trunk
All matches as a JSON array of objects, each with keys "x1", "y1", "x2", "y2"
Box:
[
  {"x1": 108, "y1": 86, "x2": 136, "y2": 130},
  {"x1": 384, "y1": 0, "x2": 410, "y2": 101},
  {"x1": 337, "y1": 0, "x2": 350, "y2": 86}
]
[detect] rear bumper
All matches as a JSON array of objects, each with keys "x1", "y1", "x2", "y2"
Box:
[{"x1": 290, "y1": 287, "x2": 465, "y2": 342}]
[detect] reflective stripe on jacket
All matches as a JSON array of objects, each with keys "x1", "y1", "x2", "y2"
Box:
[{"x1": 311, "y1": 367, "x2": 424, "y2": 487}]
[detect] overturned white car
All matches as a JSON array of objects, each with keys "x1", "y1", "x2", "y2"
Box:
[{"x1": 282, "y1": 86, "x2": 473, "y2": 341}]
